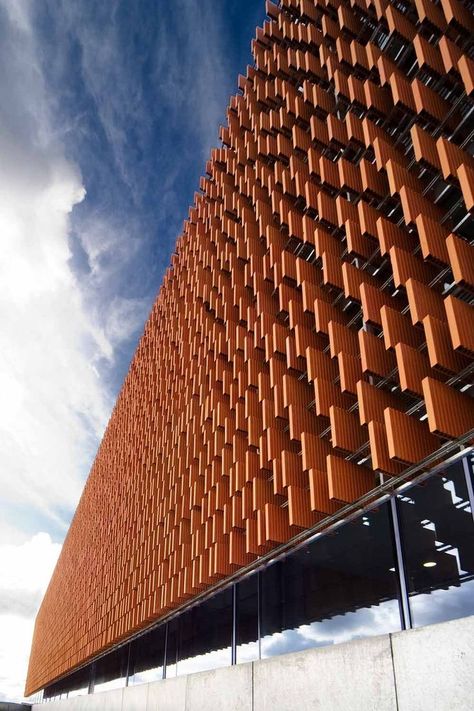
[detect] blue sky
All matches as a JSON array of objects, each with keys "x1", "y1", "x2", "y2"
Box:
[
  {"x1": 35, "y1": 0, "x2": 266, "y2": 395},
  {"x1": 0, "y1": 0, "x2": 265, "y2": 700}
]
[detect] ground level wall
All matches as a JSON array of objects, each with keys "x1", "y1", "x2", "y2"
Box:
[{"x1": 33, "y1": 614, "x2": 474, "y2": 711}]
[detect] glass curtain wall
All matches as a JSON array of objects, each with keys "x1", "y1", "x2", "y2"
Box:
[
  {"x1": 235, "y1": 573, "x2": 259, "y2": 663},
  {"x1": 397, "y1": 459, "x2": 474, "y2": 627},
  {"x1": 42, "y1": 454, "x2": 474, "y2": 701},
  {"x1": 165, "y1": 588, "x2": 233, "y2": 677},
  {"x1": 93, "y1": 645, "x2": 128, "y2": 693},
  {"x1": 128, "y1": 624, "x2": 165, "y2": 685},
  {"x1": 43, "y1": 664, "x2": 90, "y2": 700},
  {"x1": 260, "y1": 503, "x2": 402, "y2": 658},
  {"x1": 175, "y1": 587, "x2": 233, "y2": 676}
]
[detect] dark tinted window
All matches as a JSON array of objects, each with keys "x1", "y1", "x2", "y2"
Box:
[
  {"x1": 128, "y1": 625, "x2": 165, "y2": 685},
  {"x1": 44, "y1": 664, "x2": 90, "y2": 699},
  {"x1": 236, "y1": 574, "x2": 259, "y2": 663},
  {"x1": 165, "y1": 619, "x2": 178, "y2": 678},
  {"x1": 398, "y1": 461, "x2": 474, "y2": 627},
  {"x1": 63, "y1": 665, "x2": 90, "y2": 698},
  {"x1": 260, "y1": 504, "x2": 402, "y2": 658},
  {"x1": 177, "y1": 587, "x2": 232, "y2": 675},
  {"x1": 93, "y1": 645, "x2": 128, "y2": 692}
]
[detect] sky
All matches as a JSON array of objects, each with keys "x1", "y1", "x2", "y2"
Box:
[{"x1": 0, "y1": 0, "x2": 265, "y2": 701}]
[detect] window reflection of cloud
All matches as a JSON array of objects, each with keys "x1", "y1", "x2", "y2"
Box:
[
  {"x1": 66, "y1": 686, "x2": 88, "y2": 697},
  {"x1": 177, "y1": 646, "x2": 231, "y2": 676},
  {"x1": 400, "y1": 465, "x2": 474, "y2": 628},
  {"x1": 236, "y1": 641, "x2": 259, "y2": 664},
  {"x1": 261, "y1": 601, "x2": 401, "y2": 659},
  {"x1": 130, "y1": 667, "x2": 163, "y2": 685},
  {"x1": 410, "y1": 580, "x2": 474, "y2": 628},
  {"x1": 93, "y1": 676, "x2": 126, "y2": 693}
]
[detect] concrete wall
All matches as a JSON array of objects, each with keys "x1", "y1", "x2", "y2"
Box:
[{"x1": 33, "y1": 614, "x2": 474, "y2": 711}]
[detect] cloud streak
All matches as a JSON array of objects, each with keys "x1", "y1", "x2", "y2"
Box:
[{"x1": 0, "y1": 0, "x2": 113, "y2": 532}]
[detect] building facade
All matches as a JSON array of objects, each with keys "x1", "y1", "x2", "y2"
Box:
[{"x1": 26, "y1": 0, "x2": 474, "y2": 700}]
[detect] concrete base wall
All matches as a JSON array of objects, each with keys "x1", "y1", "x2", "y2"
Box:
[{"x1": 33, "y1": 615, "x2": 474, "y2": 711}]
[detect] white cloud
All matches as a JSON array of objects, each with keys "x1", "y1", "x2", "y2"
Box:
[
  {"x1": 0, "y1": 521, "x2": 29, "y2": 548},
  {"x1": 0, "y1": 0, "x2": 142, "y2": 532},
  {"x1": 0, "y1": 533, "x2": 61, "y2": 702},
  {"x1": 0, "y1": 1, "x2": 152, "y2": 698},
  {"x1": 104, "y1": 295, "x2": 149, "y2": 347},
  {"x1": 52, "y1": 0, "x2": 231, "y2": 201}
]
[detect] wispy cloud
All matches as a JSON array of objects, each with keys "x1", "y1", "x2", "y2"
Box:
[
  {"x1": 0, "y1": 0, "x2": 112, "y2": 530},
  {"x1": 151, "y1": 0, "x2": 234, "y2": 155},
  {"x1": 0, "y1": 2, "x2": 136, "y2": 700},
  {"x1": 25, "y1": 0, "x2": 260, "y2": 392}
]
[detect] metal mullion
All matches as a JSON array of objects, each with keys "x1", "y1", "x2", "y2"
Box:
[
  {"x1": 88, "y1": 662, "x2": 95, "y2": 695},
  {"x1": 125, "y1": 642, "x2": 131, "y2": 687},
  {"x1": 231, "y1": 583, "x2": 237, "y2": 665},
  {"x1": 163, "y1": 623, "x2": 169, "y2": 679},
  {"x1": 462, "y1": 454, "x2": 474, "y2": 525},
  {"x1": 257, "y1": 571, "x2": 262, "y2": 660},
  {"x1": 390, "y1": 496, "x2": 412, "y2": 630}
]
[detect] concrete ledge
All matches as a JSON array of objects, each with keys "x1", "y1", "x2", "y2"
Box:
[
  {"x1": 185, "y1": 663, "x2": 252, "y2": 711},
  {"x1": 147, "y1": 676, "x2": 186, "y2": 711},
  {"x1": 254, "y1": 634, "x2": 397, "y2": 711},
  {"x1": 122, "y1": 684, "x2": 148, "y2": 711},
  {"x1": 32, "y1": 615, "x2": 474, "y2": 711},
  {"x1": 391, "y1": 614, "x2": 474, "y2": 711}
]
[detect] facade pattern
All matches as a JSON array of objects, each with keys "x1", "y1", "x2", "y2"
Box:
[{"x1": 26, "y1": 0, "x2": 474, "y2": 696}]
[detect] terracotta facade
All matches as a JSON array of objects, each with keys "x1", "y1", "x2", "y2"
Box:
[{"x1": 26, "y1": 0, "x2": 474, "y2": 696}]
